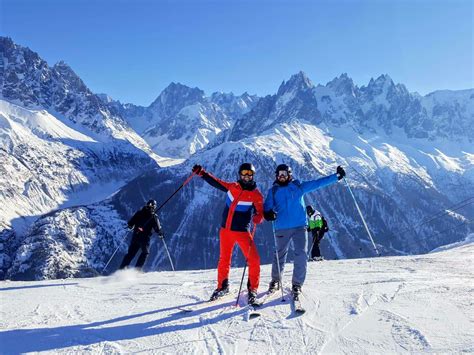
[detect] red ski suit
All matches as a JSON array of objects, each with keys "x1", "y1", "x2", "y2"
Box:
[{"x1": 201, "y1": 172, "x2": 264, "y2": 291}]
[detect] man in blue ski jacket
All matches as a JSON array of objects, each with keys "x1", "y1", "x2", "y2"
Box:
[{"x1": 263, "y1": 164, "x2": 346, "y2": 297}]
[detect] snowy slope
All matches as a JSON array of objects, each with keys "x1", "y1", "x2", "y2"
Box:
[
  {"x1": 0, "y1": 243, "x2": 472, "y2": 353},
  {"x1": 0, "y1": 99, "x2": 156, "y2": 230}
]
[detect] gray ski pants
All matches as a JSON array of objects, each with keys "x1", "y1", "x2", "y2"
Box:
[{"x1": 271, "y1": 226, "x2": 308, "y2": 287}]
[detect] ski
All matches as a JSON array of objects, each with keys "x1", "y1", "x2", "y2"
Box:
[
  {"x1": 285, "y1": 286, "x2": 306, "y2": 316},
  {"x1": 178, "y1": 290, "x2": 236, "y2": 313},
  {"x1": 293, "y1": 296, "x2": 306, "y2": 315},
  {"x1": 246, "y1": 304, "x2": 262, "y2": 320},
  {"x1": 245, "y1": 288, "x2": 283, "y2": 320}
]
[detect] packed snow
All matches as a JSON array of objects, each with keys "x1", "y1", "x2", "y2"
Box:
[{"x1": 1, "y1": 242, "x2": 472, "y2": 354}]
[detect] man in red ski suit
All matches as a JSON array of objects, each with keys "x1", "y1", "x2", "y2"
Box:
[{"x1": 192, "y1": 163, "x2": 264, "y2": 304}]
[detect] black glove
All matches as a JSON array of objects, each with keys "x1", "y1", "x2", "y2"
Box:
[
  {"x1": 192, "y1": 164, "x2": 203, "y2": 175},
  {"x1": 264, "y1": 210, "x2": 277, "y2": 221},
  {"x1": 336, "y1": 165, "x2": 346, "y2": 180},
  {"x1": 157, "y1": 230, "x2": 165, "y2": 239},
  {"x1": 322, "y1": 216, "x2": 329, "y2": 232}
]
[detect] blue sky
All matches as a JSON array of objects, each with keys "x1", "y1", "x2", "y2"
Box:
[{"x1": 1, "y1": 0, "x2": 472, "y2": 106}]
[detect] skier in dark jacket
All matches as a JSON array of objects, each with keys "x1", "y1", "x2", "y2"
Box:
[
  {"x1": 264, "y1": 164, "x2": 346, "y2": 298},
  {"x1": 119, "y1": 199, "x2": 164, "y2": 270},
  {"x1": 192, "y1": 163, "x2": 264, "y2": 305},
  {"x1": 306, "y1": 205, "x2": 329, "y2": 261}
]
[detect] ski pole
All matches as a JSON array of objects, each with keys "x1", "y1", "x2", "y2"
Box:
[
  {"x1": 102, "y1": 246, "x2": 120, "y2": 274},
  {"x1": 235, "y1": 226, "x2": 256, "y2": 306},
  {"x1": 271, "y1": 222, "x2": 285, "y2": 302},
  {"x1": 343, "y1": 177, "x2": 381, "y2": 256},
  {"x1": 156, "y1": 171, "x2": 197, "y2": 212},
  {"x1": 102, "y1": 234, "x2": 128, "y2": 274},
  {"x1": 161, "y1": 237, "x2": 175, "y2": 271},
  {"x1": 307, "y1": 234, "x2": 317, "y2": 261}
]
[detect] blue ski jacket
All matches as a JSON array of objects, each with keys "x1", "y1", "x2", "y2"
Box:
[{"x1": 264, "y1": 174, "x2": 339, "y2": 231}]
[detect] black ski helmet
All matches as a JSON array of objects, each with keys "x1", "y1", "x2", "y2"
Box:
[
  {"x1": 306, "y1": 205, "x2": 315, "y2": 216},
  {"x1": 238, "y1": 163, "x2": 256, "y2": 175},
  {"x1": 146, "y1": 199, "x2": 157, "y2": 212},
  {"x1": 275, "y1": 163, "x2": 292, "y2": 176}
]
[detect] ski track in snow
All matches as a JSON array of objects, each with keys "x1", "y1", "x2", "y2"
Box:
[{"x1": 0, "y1": 244, "x2": 473, "y2": 354}]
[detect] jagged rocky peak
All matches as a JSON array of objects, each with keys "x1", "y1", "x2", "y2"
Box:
[
  {"x1": 210, "y1": 91, "x2": 259, "y2": 117},
  {"x1": 150, "y1": 82, "x2": 205, "y2": 111},
  {"x1": 52, "y1": 60, "x2": 89, "y2": 93},
  {"x1": 53, "y1": 60, "x2": 75, "y2": 75},
  {"x1": 364, "y1": 74, "x2": 396, "y2": 96},
  {"x1": 326, "y1": 73, "x2": 358, "y2": 97},
  {"x1": 210, "y1": 91, "x2": 236, "y2": 101},
  {"x1": 277, "y1": 71, "x2": 314, "y2": 96},
  {"x1": 97, "y1": 93, "x2": 117, "y2": 104},
  {"x1": 0, "y1": 36, "x2": 14, "y2": 48}
]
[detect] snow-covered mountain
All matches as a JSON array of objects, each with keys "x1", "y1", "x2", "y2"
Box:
[
  {"x1": 105, "y1": 84, "x2": 259, "y2": 159},
  {"x1": 1, "y1": 242, "x2": 472, "y2": 353},
  {"x1": 0, "y1": 37, "x2": 163, "y2": 277},
  {"x1": 230, "y1": 71, "x2": 474, "y2": 142},
  {"x1": 9, "y1": 119, "x2": 473, "y2": 280},
  {"x1": 1, "y1": 37, "x2": 472, "y2": 281}
]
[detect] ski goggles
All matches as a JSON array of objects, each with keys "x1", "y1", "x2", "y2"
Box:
[
  {"x1": 240, "y1": 170, "x2": 254, "y2": 176},
  {"x1": 277, "y1": 170, "x2": 290, "y2": 177}
]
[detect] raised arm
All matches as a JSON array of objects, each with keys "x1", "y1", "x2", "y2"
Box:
[
  {"x1": 301, "y1": 165, "x2": 346, "y2": 194},
  {"x1": 300, "y1": 174, "x2": 339, "y2": 194},
  {"x1": 202, "y1": 172, "x2": 233, "y2": 192},
  {"x1": 192, "y1": 164, "x2": 233, "y2": 192}
]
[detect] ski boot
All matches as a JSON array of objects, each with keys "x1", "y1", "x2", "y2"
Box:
[
  {"x1": 247, "y1": 290, "x2": 259, "y2": 307},
  {"x1": 268, "y1": 279, "x2": 281, "y2": 294},
  {"x1": 209, "y1": 279, "x2": 230, "y2": 301},
  {"x1": 292, "y1": 284, "x2": 306, "y2": 314},
  {"x1": 292, "y1": 284, "x2": 302, "y2": 301}
]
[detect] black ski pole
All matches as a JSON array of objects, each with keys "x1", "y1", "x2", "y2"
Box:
[
  {"x1": 156, "y1": 171, "x2": 197, "y2": 212},
  {"x1": 307, "y1": 234, "x2": 317, "y2": 261}
]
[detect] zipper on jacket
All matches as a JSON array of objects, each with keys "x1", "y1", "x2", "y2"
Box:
[{"x1": 225, "y1": 188, "x2": 244, "y2": 230}]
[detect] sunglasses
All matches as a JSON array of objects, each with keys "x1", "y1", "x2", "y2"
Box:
[
  {"x1": 240, "y1": 170, "x2": 254, "y2": 176},
  {"x1": 277, "y1": 171, "x2": 289, "y2": 177}
]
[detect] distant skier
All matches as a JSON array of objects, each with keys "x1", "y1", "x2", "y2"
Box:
[
  {"x1": 264, "y1": 164, "x2": 346, "y2": 299},
  {"x1": 192, "y1": 163, "x2": 264, "y2": 305},
  {"x1": 119, "y1": 199, "x2": 164, "y2": 270},
  {"x1": 306, "y1": 205, "x2": 329, "y2": 261}
]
